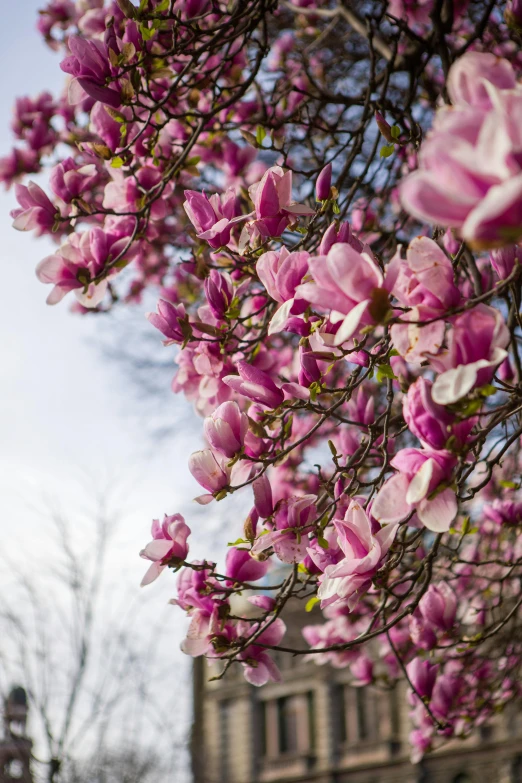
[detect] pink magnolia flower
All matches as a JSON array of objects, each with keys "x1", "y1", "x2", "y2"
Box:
[
  {"x1": 252, "y1": 474, "x2": 274, "y2": 518},
  {"x1": 188, "y1": 449, "x2": 229, "y2": 494},
  {"x1": 256, "y1": 247, "x2": 310, "y2": 335},
  {"x1": 400, "y1": 53, "x2": 522, "y2": 248},
  {"x1": 403, "y1": 378, "x2": 473, "y2": 451},
  {"x1": 251, "y1": 495, "x2": 317, "y2": 564},
  {"x1": 388, "y1": 237, "x2": 460, "y2": 362},
  {"x1": 146, "y1": 299, "x2": 188, "y2": 345},
  {"x1": 203, "y1": 401, "x2": 249, "y2": 458},
  {"x1": 0, "y1": 148, "x2": 40, "y2": 190},
  {"x1": 388, "y1": 237, "x2": 460, "y2": 311},
  {"x1": 297, "y1": 242, "x2": 390, "y2": 345},
  {"x1": 246, "y1": 165, "x2": 315, "y2": 245},
  {"x1": 318, "y1": 221, "x2": 363, "y2": 255},
  {"x1": 446, "y1": 51, "x2": 517, "y2": 111},
  {"x1": 223, "y1": 360, "x2": 284, "y2": 408},
  {"x1": 36, "y1": 227, "x2": 130, "y2": 306},
  {"x1": 238, "y1": 617, "x2": 286, "y2": 685},
  {"x1": 490, "y1": 245, "x2": 522, "y2": 280},
  {"x1": 204, "y1": 270, "x2": 234, "y2": 320},
  {"x1": 225, "y1": 547, "x2": 268, "y2": 584},
  {"x1": 173, "y1": 564, "x2": 222, "y2": 657},
  {"x1": 11, "y1": 181, "x2": 57, "y2": 234},
  {"x1": 60, "y1": 35, "x2": 122, "y2": 108},
  {"x1": 430, "y1": 305, "x2": 509, "y2": 405},
  {"x1": 315, "y1": 163, "x2": 332, "y2": 201},
  {"x1": 140, "y1": 514, "x2": 190, "y2": 586},
  {"x1": 418, "y1": 582, "x2": 457, "y2": 632},
  {"x1": 49, "y1": 157, "x2": 97, "y2": 202},
  {"x1": 372, "y1": 448, "x2": 457, "y2": 532},
  {"x1": 317, "y1": 500, "x2": 398, "y2": 609},
  {"x1": 183, "y1": 187, "x2": 244, "y2": 250},
  {"x1": 483, "y1": 499, "x2": 522, "y2": 526},
  {"x1": 407, "y1": 658, "x2": 438, "y2": 700}
]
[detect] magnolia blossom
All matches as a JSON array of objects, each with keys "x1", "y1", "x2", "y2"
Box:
[
  {"x1": 389, "y1": 237, "x2": 460, "y2": 361},
  {"x1": 317, "y1": 501, "x2": 398, "y2": 609},
  {"x1": 372, "y1": 448, "x2": 458, "y2": 532},
  {"x1": 183, "y1": 188, "x2": 243, "y2": 249},
  {"x1": 245, "y1": 165, "x2": 315, "y2": 246},
  {"x1": 36, "y1": 227, "x2": 130, "y2": 306},
  {"x1": 251, "y1": 495, "x2": 317, "y2": 564},
  {"x1": 238, "y1": 618, "x2": 286, "y2": 685},
  {"x1": 11, "y1": 181, "x2": 57, "y2": 234},
  {"x1": 403, "y1": 377, "x2": 473, "y2": 451},
  {"x1": 297, "y1": 242, "x2": 390, "y2": 346},
  {"x1": 401, "y1": 52, "x2": 522, "y2": 247},
  {"x1": 146, "y1": 299, "x2": 188, "y2": 345},
  {"x1": 60, "y1": 34, "x2": 122, "y2": 107},
  {"x1": 140, "y1": 514, "x2": 191, "y2": 586},
  {"x1": 223, "y1": 360, "x2": 284, "y2": 408},
  {"x1": 256, "y1": 247, "x2": 309, "y2": 335},
  {"x1": 225, "y1": 547, "x2": 268, "y2": 584},
  {"x1": 418, "y1": 582, "x2": 458, "y2": 632},
  {"x1": 203, "y1": 401, "x2": 249, "y2": 458},
  {"x1": 430, "y1": 304, "x2": 509, "y2": 405}
]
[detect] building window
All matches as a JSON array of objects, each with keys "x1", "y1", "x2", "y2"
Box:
[
  {"x1": 451, "y1": 775, "x2": 472, "y2": 783},
  {"x1": 335, "y1": 685, "x2": 381, "y2": 746},
  {"x1": 218, "y1": 700, "x2": 231, "y2": 782},
  {"x1": 261, "y1": 692, "x2": 315, "y2": 758}
]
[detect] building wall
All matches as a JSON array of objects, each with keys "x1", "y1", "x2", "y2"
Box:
[{"x1": 192, "y1": 609, "x2": 522, "y2": 783}]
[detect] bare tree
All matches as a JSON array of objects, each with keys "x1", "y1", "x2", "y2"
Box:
[{"x1": 0, "y1": 484, "x2": 188, "y2": 783}]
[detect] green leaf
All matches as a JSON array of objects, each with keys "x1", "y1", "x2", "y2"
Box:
[
  {"x1": 328, "y1": 439, "x2": 337, "y2": 457},
  {"x1": 391, "y1": 125, "x2": 401, "y2": 139},
  {"x1": 500, "y1": 480, "x2": 518, "y2": 489},
  {"x1": 316, "y1": 535, "x2": 329, "y2": 550},
  {"x1": 305, "y1": 596, "x2": 320, "y2": 612},
  {"x1": 376, "y1": 363, "x2": 396, "y2": 382},
  {"x1": 380, "y1": 144, "x2": 395, "y2": 158},
  {"x1": 227, "y1": 538, "x2": 250, "y2": 546},
  {"x1": 140, "y1": 22, "x2": 156, "y2": 40},
  {"x1": 111, "y1": 156, "x2": 124, "y2": 168},
  {"x1": 104, "y1": 107, "x2": 127, "y2": 123},
  {"x1": 478, "y1": 383, "x2": 497, "y2": 397},
  {"x1": 332, "y1": 201, "x2": 340, "y2": 215},
  {"x1": 255, "y1": 125, "x2": 266, "y2": 145}
]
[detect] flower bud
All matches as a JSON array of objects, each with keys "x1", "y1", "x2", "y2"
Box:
[
  {"x1": 225, "y1": 547, "x2": 268, "y2": 584},
  {"x1": 204, "y1": 401, "x2": 248, "y2": 458},
  {"x1": 403, "y1": 378, "x2": 454, "y2": 451},
  {"x1": 419, "y1": 583, "x2": 457, "y2": 632},
  {"x1": 188, "y1": 449, "x2": 229, "y2": 493},
  {"x1": 407, "y1": 658, "x2": 438, "y2": 700},
  {"x1": 223, "y1": 361, "x2": 284, "y2": 408},
  {"x1": 146, "y1": 299, "x2": 187, "y2": 345},
  {"x1": 315, "y1": 163, "x2": 332, "y2": 201},
  {"x1": 204, "y1": 269, "x2": 234, "y2": 320},
  {"x1": 253, "y1": 474, "x2": 274, "y2": 518},
  {"x1": 375, "y1": 111, "x2": 394, "y2": 143}
]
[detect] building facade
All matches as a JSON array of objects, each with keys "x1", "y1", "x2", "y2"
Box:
[
  {"x1": 0, "y1": 687, "x2": 33, "y2": 783},
  {"x1": 191, "y1": 608, "x2": 522, "y2": 783}
]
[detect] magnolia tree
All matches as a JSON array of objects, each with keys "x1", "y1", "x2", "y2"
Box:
[{"x1": 6, "y1": 0, "x2": 522, "y2": 761}]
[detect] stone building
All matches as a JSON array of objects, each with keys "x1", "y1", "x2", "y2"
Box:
[
  {"x1": 0, "y1": 687, "x2": 33, "y2": 783},
  {"x1": 191, "y1": 606, "x2": 522, "y2": 783}
]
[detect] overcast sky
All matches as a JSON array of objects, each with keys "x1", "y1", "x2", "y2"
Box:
[{"x1": 0, "y1": 3, "x2": 227, "y2": 775}]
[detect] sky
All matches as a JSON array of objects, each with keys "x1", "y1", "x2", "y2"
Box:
[{"x1": 0, "y1": 3, "x2": 227, "y2": 776}]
